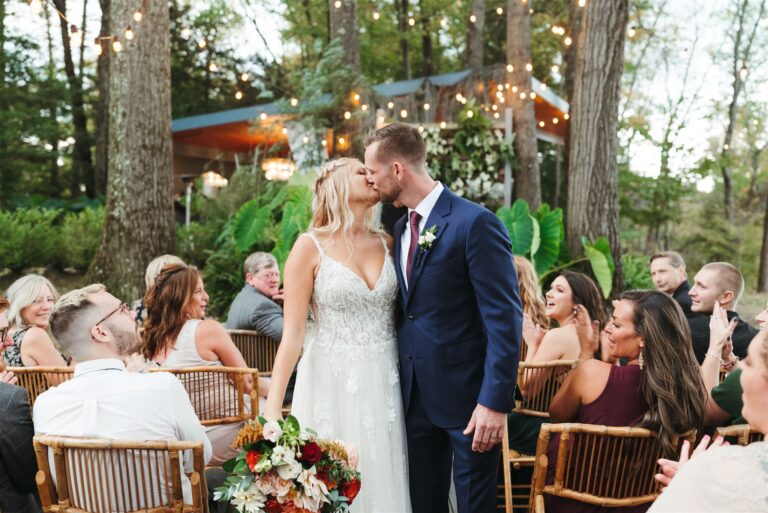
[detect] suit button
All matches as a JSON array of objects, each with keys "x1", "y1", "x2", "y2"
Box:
[
  {"x1": 408, "y1": 315, "x2": 415, "y2": 321},
  {"x1": 405, "y1": 354, "x2": 412, "y2": 361}
]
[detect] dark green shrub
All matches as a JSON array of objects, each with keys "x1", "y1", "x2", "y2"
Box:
[
  {"x1": 59, "y1": 208, "x2": 104, "y2": 270},
  {"x1": 622, "y1": 254, "x2": 654, "y2": 290},
  {"x1": 0, "y1": 208, "x2": 60, "y2": 271}
]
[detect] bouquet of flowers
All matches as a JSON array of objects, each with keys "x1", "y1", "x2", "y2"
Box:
[{"x1": 213, "y1": 416, "x2": 361, "y2": 513}]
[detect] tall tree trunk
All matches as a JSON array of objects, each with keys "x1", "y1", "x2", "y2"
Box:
[
  {"x1": 88, "y1": 0, "x2": 175, "y2": 301},
  {"x1": 466, "y1": 0, "x2": 485, "y2": 70},
  {"x1": 396, "y1": 0, "x2": 411, "y2": 79},
  {"x1": 758, "y1": 187, "x2": 768, "y2": 292},
  {"x1": 564, "y1": 0, "x2": 584, "y2": 104},
  {"x1": 43, "y1": 1, "x2": 61, "y2": 196},
  {"x1": 95, "y1": 0, "x2": 110, "y2": 197},
  {"x1": 553, "y1": 145, "x2": 562, "y2": 209},
  {"x1": 420, "y1": 0, "x2": 433, "y2": 76},
  {"x1": 52, "y1": 0, "x2": 95, "y2": 197},
  {"x1": 328, "y1": 0, "x2": 360, "y2": 71},
  {"x1": 721, "y1": 0, "x2": 766, "y2": 222},
  {"x1": 565, "y1": 0, "x2": 629, "y2": 294},
  {"x1": 506, "y1": 0, "x2": 541, "y2": 209}
]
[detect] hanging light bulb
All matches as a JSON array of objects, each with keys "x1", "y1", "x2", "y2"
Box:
[
  {"x1": 344, "y1": 111, "x2": 351, "y2": 120},
  {"x1": 235, "y1": 91, "x2": 243, "y2": 100},
  {"x1": 133, "y1": 10, "x2": 143, "y2": 22},
  {"x1": 564, "y1": 113, "x2": 570, "y2": 120},
  {"x1": 303, "y1": 136, "x2": 309, "y2": 143},
  {"x1": 387, "y1": 101, "x2": 395, "y2": 109},
  {"x1": 551, "y1": 64, "x2": 560, "y2": 73},
  {"x1": 496, "y1": 7, "x2": 503, "y2": 15},
  {"x1": 112, "y1": 37, "x2": 123, "y2": 52},
  {"x1": 29, "y1": 0, "x2": 43, "y2": 14},
  {"x1": 260, "y1": 112, "x2": 267, "y2": 120},
  {"x1": 209, "y1": 62, "x2": 218, "y2": 72},
  {"x1": 627, "y1": 26, "x2": 636, "y2": 38},
  {"x1": 181, "y1": 27, "x2": 192, "y2": 39},
  {"x1": 93, "y1": 37, "x2": 103, "y2": 56},
  {"x1": 372, "y1": 11, "x2": 380, "y2": 19},
  {"x1": 124, "y1": 26, "x2": 134, "y2": 41},
  {"x1": 338, "y1": 136, "x2": 345, "y2": 145},
  {"x1": 361, "y1": 104, "x2": 369, "y2": 111},
  {"x1": 539, "y1": 121, "x2": 545, "y2": 127},
  {"x1": 353, "y1": 93, "x2": 360, "y2": 101},
  {"x1": 469, "y1": 14, "x2": 477, "y2": 23},
  {"x1": 440, "y1": 121, "x2": 447, "y2": 129},
  {"x1": 408, "y1": 17, "x2": 416, "y2": 26},
  {"x1": 564, "y1": 36, "x2": 573, "y2": 46},
  {"x1": 506, "y1": 64, "x2": 514, "y2": 72},
  {"x1": 525, "y1": 63, "x2": 533, "y2": 72},
  {"x1": 441, "y1": 17, "x2": 448, "y2": 27},
  {"x1": 740, "y1": 66, "x2": 748, "y2": 80},
  {"x1": 578, "y1": 0, "x2": 586, "y2": 6},
  {"x1": 198, "y1": 39, "x2": 207, "y2": 49},
  {"x1": 520, "y1": 92, "x2": 527, "y2": 99},
  {"x1": 494, "y1": 112, "x2": 500, "y2": 118},
  {"x1": 512, "y1": 86, "x2": 518, "y2": 93},
  {"x1": 70, "y1": 25, "x2": 82, "y2": 46},
  {"x1": 290, "y1": 98, "x2": 299, "y2": 107},
  {"x1": 282, "y1": 127, "x2": 288, "y2": 135},
  {"x1": 400, "y1": 109, "x2": 408, "y2": 118},
  {"x1": 466, "y1": 110, "x2": 474, "y2": 118},
  {"x1": 530, "y1": 92, "x2": 537, "y2": 99},
  {"x1": 334, "y1": 0, "x2": 342, "y2": 7},
  {"x1": 552, "y1": 117, "x2": 559, "y2": 124},
  {"x1": 241, "y1": 72, "x2": 250, "y2": 82}
]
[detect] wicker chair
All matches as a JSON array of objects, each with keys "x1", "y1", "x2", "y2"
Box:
[
  {"x1": 715, "y1": 424, "x2": 765, "y2": 445},
  {"x1": 529, "y1": 423, "x2": 681, "y2": 512},
  {"x1": 33, "y1": 435, "x2": 208, "y2": 513},
  {"x1": 227, "y1": 329, "x2": 278, "y2": 375},
  {"x1": 8, "y1": 366, "x2": 74, "y2": 407},
  {"x1": 501, "y1": 360, "x2": 579, "y2": 513},
  {"x1": 150, "y1": 366, "x2": 259, "y2": 426}
]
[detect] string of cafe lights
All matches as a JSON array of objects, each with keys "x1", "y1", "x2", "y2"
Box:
[{"x1": 27, "y1": 0, "x2": 144, "y2": 54}]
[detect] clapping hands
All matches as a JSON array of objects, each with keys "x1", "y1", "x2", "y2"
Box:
[
  {"x1": 571, "y1": 304, "x2": 600, "y2": 359},
  {"x1": 709, "y1": 303, "x2": 737, "y2": 358},
  {"x1": 522, "y1": 314, "x2": 545, "y2": 349},
  {"x1": 655, "y1": 435, "x2": 726, "y2": 487}
]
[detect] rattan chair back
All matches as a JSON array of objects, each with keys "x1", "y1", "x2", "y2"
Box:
[
  {"x1": 8, "y1": 366, "x2": 74, "y2": 407},
  {"x1": 227, "y1": 329, "x2": 278, "y2": 374},
  {"x1": 530, "y1": 423, "x2": 678, "y2": 508},
  {"x1": 514, "y1": 360, "x2": 579, "y2": 417},
  {"x1": 150, "y1": 366, "x2": 259, "y2": 426},
  {"x1": 33, "y1": 435, "x2": 207, "y2": 513},
  {"x1": 715, "y1": 424, "x2": 765, "y2": 445}
]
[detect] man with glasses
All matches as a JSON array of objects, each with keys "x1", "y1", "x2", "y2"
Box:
[
  {"x1": 32, "y1": 284, "x2": 211, "y2": 505},
  {"x1": 225, "y1": 252, "x2": 284, "y2": 341}
]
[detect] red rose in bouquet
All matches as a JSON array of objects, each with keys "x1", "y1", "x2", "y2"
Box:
[
  {"x1": 340, "y1": 477, "x2": 361, "y2": 503},
  {"x1": 299, "y1": 441, "x2": 322, "y2": 466},
  {"x1": 245, "y1": 449, "x2": 261, "y2": 471},
  {"x1": 264, "y1": 498, "x2": 281, "y2": 513}
]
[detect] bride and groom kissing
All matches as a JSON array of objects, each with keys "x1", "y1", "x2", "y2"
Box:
[{"x1": 263, "y1": 123, "x2": 523, "y2": 513}]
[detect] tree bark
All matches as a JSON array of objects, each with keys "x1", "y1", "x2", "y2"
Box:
[
  {"x1": 466, "y1": 0, "x2": 485, "y2": 70},
  {"x1": 564, "y1": 0, "x2": 584, "y2": 104},
  {"x1": 420, "y1": 0, "x2": 433, "y2": 76},
  {"x1": 95, "y1": 0, "x2": 110, "y2": 196},
  {"x1": 88, "y1": 0, "x2": 175, "y2": 301},
  {"x1": 506, "y1": 0, "x2": 541, "y2": 209},
  {"x1": 396, "y1": 0, "x2": 411, "y2": 79},
  {"x1": 328, "y1": 0, "x2": 360, "y2": 72},
  {"x1": 43, "y1": 1, "x2": 61, "y2": 196},
  {"x1": 52, "y1": 0, "x2": 95, "y2": 197},
  {"x1": 565, "y1": 0, "x2": 629, "y2": 294}
]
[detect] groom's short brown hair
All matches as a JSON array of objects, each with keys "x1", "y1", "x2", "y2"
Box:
[{"x1": 364, "y1": 123, "x2": 426, "y2": 167}]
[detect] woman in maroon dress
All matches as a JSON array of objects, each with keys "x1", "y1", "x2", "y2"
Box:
[{"x1": 545, "y1": 290, "x2": 706, "y2": 513}]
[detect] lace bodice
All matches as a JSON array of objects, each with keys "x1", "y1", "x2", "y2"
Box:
[
  {"x1": 649, "y1": 441, "x2": 768, "y2": 512},
  {"x1": 304, "y1": 232, "x2": 398, "y2": 353}
]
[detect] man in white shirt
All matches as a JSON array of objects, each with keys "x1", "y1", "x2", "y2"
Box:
[{"x1": 33, "y1": 284, "x2": 211, "y2": 506}]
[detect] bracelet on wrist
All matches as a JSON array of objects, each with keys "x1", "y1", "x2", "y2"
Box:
[
  {"x1": 704, "y1": 352, "x2": 723, "y2": 364},
  {"x1": 722, "y1": 356, "x2": 740, "y2": 370}
]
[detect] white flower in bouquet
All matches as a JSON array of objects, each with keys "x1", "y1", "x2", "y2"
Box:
[
  {"x1": 263, "y1": 420, "x2": 283, "y2": 443},
  {"x1": 257, "y1": 473, "x2": 294, "y2": 499},
  {"x1": 254, "y1": 458, "x2": 272, "y2": 473},
  {"x1": 231, "y1": 483, "x2": 267, "y2": 513},
  {"x1": 276, "y1": 458, "x2": 303, "y2": 480},
  {"x1": 270, "y1": 445, "x2": 296, "y2": 465},
  {"x1": 294, "y1": 467, "x2": 330, "y2": 511}
]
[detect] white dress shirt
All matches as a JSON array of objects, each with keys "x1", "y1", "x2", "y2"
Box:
[
  {"x1": 400, "y1": 182, "x2": 445, "y2": 287},
  {"x1": 33, "y1": 358, "x2": 212, "y2": 506}
]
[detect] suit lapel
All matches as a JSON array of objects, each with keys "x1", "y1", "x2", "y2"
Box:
[
  {"x1": 392, "y1": 214, "x2": 408, "y2": 306},
  {"x1": 406, "y1": 188, "x2": 453, "y2": 302}
]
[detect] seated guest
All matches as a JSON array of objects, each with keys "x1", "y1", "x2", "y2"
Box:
[
  {"x1": 142, "y1": 263, "x2": 266, "y2": 465},
  {"x1": 649, "y1": 251, "x2": 698, "y2": 318},
  {"x1": 33, "y1": 284, "x2": 211, "y2": 505},
  {"x1": 688, "y1": 262, "x2": 757, "y2": 363},
  {"x1": 134, "y1": 254, "x2": 185, "y2": 325},
  {"x1": 545, "y1": 290, "x2": 705, "y2": 513},
  {"x1": 225, "y1": 252, "x2": 284, "y2": 341},
  {"x1": 701, "y1": 301, "x2": 767, "y2": 428},
  {"x1": 4, "y1": 275, "x2": 70, "y2": 368},
  {"x1": 506, "y1": 271, "x2": 606, "y2": 455},
  {"x1": 650, "y1": 329, "x2": 768, "y2": 512},
  {"x1": 0, "y1": 297, "x2": 41, "y2": 512}
]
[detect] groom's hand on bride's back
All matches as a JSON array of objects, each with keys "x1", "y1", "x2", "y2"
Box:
[{"x1": 463, "y1": 403, "x2": 506, "y2": 452}]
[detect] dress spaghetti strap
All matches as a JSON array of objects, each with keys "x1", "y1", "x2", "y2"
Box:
[{"x1": 303, "y1": 231, "x2": 325, "y2": 257}]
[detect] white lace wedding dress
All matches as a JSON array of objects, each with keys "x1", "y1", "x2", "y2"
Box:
[
  {"x1": 649, "y1": 441, "x2": 768, "y2": 512},
  {"x1": 291, "y1": 232, "x2": 412, "y2": 513}
]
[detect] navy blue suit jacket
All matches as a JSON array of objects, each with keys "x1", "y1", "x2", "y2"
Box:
[{"x1": 394, "y1": 187, "x2": 523, "y2": 428}]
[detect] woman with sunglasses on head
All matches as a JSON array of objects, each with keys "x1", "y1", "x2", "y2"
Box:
[{"x1": 141, "y1": 263, "x2": 268, "y2": 465}]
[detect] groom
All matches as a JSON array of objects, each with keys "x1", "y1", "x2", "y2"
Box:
[{"x1": 364, "y1": 123, "x2": 523, "y2": 513}]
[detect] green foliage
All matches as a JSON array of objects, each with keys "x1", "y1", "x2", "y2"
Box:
[
  {"x1": 423, "y1": 101, "x2": 512, "y2": 208},
  {"x1": 0, "y1": 207, "x2": 103, "y2": 272},
  {"x1": 497, "y1": 200, "x2": 615, "y2": 297},
  {"x1": 622, "y1": 254, "x2": 654, "y2": 290}
]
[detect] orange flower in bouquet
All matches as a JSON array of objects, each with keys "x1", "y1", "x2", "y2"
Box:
[{"x1": 213, "y1": 416, "x2": 361, "y2": 513}]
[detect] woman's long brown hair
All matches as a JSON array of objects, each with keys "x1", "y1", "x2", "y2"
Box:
[
  {"x1": 623, "y1": 290, "x2": 705, "y2": 456},
  {"x1": 141, "y1": 263, "x2": 200, "y2": 360}
]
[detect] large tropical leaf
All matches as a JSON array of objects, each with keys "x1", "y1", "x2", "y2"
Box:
[
  {"x1": 496, "y1": 199, "x2": 535, "y2": 255},
  {"x1": 231, "y1": 199, "x2": 274, "y2": 253},
  {"x1": 582, "y1": 236, "x2": 614, "y2": 298},
  {"x1": 532, "y1": 204, "x2": 563, "y2": 276}
]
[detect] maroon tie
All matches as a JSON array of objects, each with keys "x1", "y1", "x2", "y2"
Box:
[{"x1": 406, "y1": 211, "x2": 421, "y2": 282}]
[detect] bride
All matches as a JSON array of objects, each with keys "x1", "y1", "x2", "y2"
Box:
[{"x1": 264, "y1": 158, "x2": 412, "y2": 513}]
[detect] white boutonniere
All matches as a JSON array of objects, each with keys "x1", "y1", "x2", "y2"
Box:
[{"x1": 418, "y1": 225, "x2": 438, "y2": 251}]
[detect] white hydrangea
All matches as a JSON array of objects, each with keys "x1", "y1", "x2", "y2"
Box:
[{"x1": 231, "y1": 483, "x2": 267, "y2": 513}]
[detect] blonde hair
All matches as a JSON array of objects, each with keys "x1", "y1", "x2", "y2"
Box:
[
  {"x1": 49, "y1": 284, "x2": 107, "y2": 357},
  {"x1": 310, "y1": 158, "x2": 382, "y2": 239},
  {"x1": 145, "y1": 255, "x2": 185, "y2": 290},
  {"x1": 6, "y1": 274, "x2": 60, "y2": 328},
  {"x1": 514, "y1": 256, "x2": 548, "y2": 328}
]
